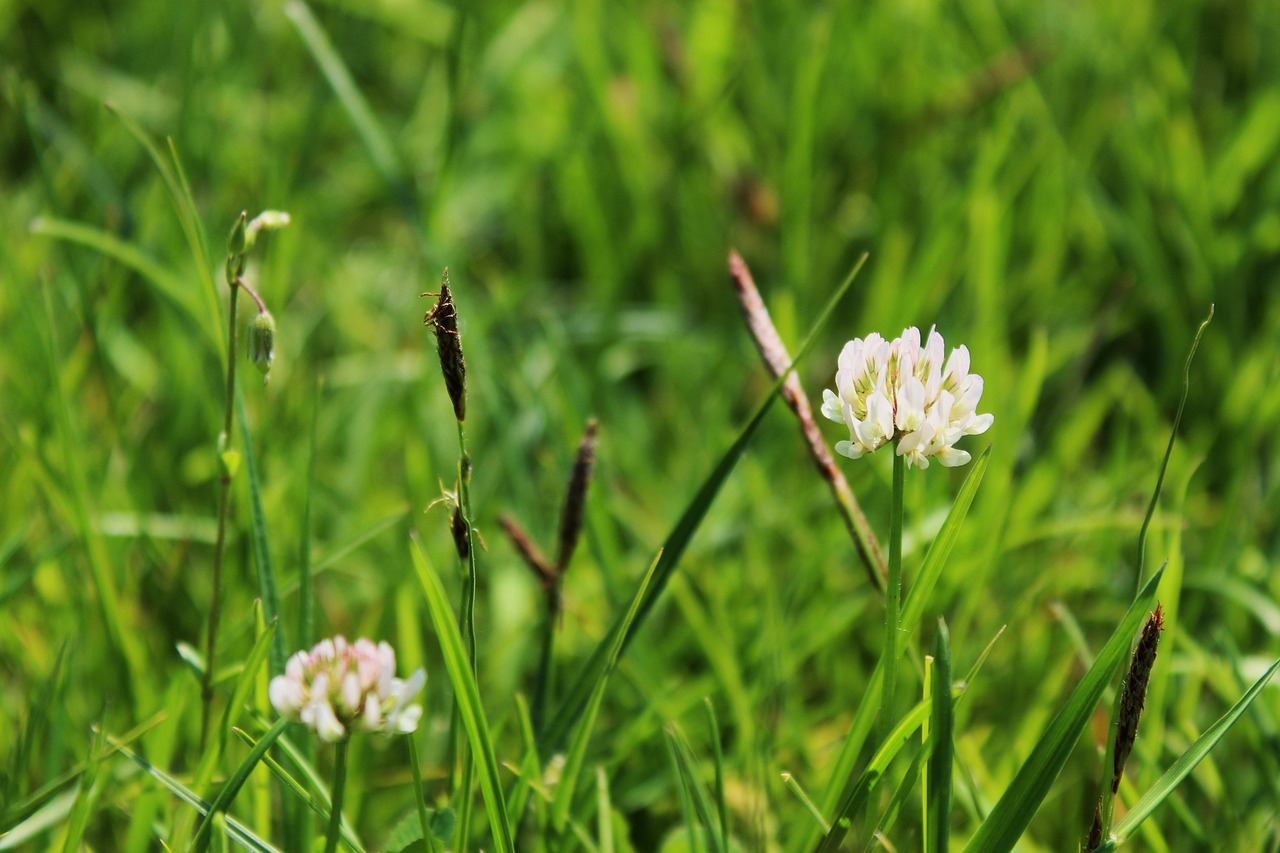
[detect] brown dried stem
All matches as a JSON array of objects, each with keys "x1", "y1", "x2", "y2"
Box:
[{"x1": 728, "y1": 249, "x2": 887, "y2": 592}]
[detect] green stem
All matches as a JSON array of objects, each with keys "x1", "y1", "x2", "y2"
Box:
[
  {"x1": 202, "y1": 279, "x2": 240, "y2": 748},
  {"x1": 880, "y1": 452, "x2": 906, "y2": 739},
  {"x1": 324, "y1": 739, "x2": 350, "y2": 853},
  {"x1": 454, "y1": 419, "x2": 478, "y2": 849},
  {"x1": 408, "y1": 738, "x2": 439, "y2": 853},
  {"x1": 531, "y1": 592, "x2": 557, "y2": 735}
]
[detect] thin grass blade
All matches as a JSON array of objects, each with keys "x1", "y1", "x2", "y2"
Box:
[
  {"x1": 1106, "y1": 656, "x2": 1280, "y2": 848},
  {"x1": 193, "y1": 717, "x2": 292, "y2": 853},
  {"x1": 105, "y1": 733, "x2": 280, "y2": 853},
  {"x1": 666, "y1": 725, "x2": 725, "y2": 853},
  {"x1": 236, "y1": 395, "x2": 287, "y2": 677},
  {"x1": 816, "y1": 699, "x2": 933, "y2": 852},
  {"x1": 409, "y1": 537, "x2": 514, "y2": 853},
  {"x1": 552, "y1": 554, "x2": 659, "y2": 832},
  {"x1": 927, "y1": 620, "x2": 954, "y2": 853},
  {"x1": 961, "y1": 565, "x2": 1166, "y2": 853}
]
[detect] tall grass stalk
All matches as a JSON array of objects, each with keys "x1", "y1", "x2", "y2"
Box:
[{"x1": 202, "y1": 212, "x2": 248, "y2": 748}]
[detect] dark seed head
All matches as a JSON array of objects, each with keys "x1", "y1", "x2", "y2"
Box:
[{"x1": 422, "y1": 268, "x2": 467, "y2": 422}]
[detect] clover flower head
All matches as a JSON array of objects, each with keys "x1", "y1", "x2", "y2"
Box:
[
  {"x1": 821, "y1": 326, "x2": 993, "y2": 469},
  {"x1": 269, "y1": 636, "x2": 425, "y2": 743}
]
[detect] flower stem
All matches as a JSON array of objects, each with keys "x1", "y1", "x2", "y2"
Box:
[
  {"x1": 201, "y1": 278, "x2": 240, "y2": 748},
  {"x1": 880, "y1": 452, "x2": 906, "y2": 739},
  {"x1": 324, "y1": 739, "x2": 350, "y2": 853}
]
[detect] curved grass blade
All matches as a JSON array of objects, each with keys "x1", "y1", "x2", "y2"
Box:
[
  {"x1": 543, "y1": 253, "x2": 869, "y2": 750},
  {"x1": 237, "y1": 395, "x2": 287, "y2": 677},
  {"x1": 28, "y1": 217, "x2": 203, "y2": 335},
  {"x1": 104, "y1": 733, "x2": 280, "y2": 853},
  {"x1": 218, "y1": 616, "x2": 277, "y2": 753},
  {"x1": 816, "y1": 699, "x2": 934, "y2": 852},
  {"x1": 410, "y1": 537, "x2": 514, "y2": 853},
  {"x1": 1102, "y1": 656, "x2": 1280, "y2": 849},
  {"x1": 193, "y1": 717, "x2": 292, "y2": 853},
  {"x1": 961, "y1": 565, "x2": 1166, "y2": 853},
  {"x1": 231, "y1": 727, "x2": 366, "y2": 853},
  {"x1": 106, "y1": 105, "x2": 223, "y2": 363},
  {"x1": 1134, "y1": 306, "x2": 1212, "y2": 592},
  {"x1": 285, "y1": 0, "x2": 416, "y2": 222},
  {"x1": 552, "y1": 554, "x2": 658, "y2": 834}
]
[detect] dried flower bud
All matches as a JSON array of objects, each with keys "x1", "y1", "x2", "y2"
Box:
[
  {"x1": 249, "y1": 311, "x2": 276, "y2": 383},
  {"x1": 422, "y1": 269, "x2": 466, "y2": 422},
  {"x1": 555, "y1": 418, "x2": 599, "y2": 573}
]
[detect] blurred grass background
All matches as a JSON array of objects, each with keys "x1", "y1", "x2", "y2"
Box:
[{"x1": 3, "y1": 0, "x2": 1280, "y2": 848}]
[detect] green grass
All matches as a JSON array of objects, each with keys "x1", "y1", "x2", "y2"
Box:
[{"x1": 4, "y1": 0, "x2": 1280, "y2": 850}]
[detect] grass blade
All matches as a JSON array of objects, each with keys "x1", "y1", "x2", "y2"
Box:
[
  {"x1": 106, "y1": 104, "x2": 223, "y2": 363},
  {"x1": 665, "y1": 725, "x2": 725, "y2": 853},
  {"x1": 218, "y1": 615, "x2": 277, "y2": 749},
  {"x1": 816, "y1": 699, "x2": 934, "y2": 852},
  {"x1": 285, "y1": 0, "x2": 415, "y2": 220},
  {"x1": 961, "y1": 565, "x2": 1166, "y2": 853},
  {"x1": 236, "y1": 395, "x2": 287, "y2": 677},
  {"x1": 703, "y1": 698, "x2": 728, "y2": 853},
  {"x1": 927, "y1": 620, "x2": 954, "y2": 853},
  {"x1": 409, "y1": 536, "x2": 514, "y2": 853},
  {"x1": 193, "y1": 717, "x2": 292, "y2": 853},
  {"x1": 231, "y1": 727, "x2": 366, "y2": 853},
  {"x1": 543, "y1": 253, "x2": 868, "y2": 750},
  {"x1": 105, "y1": 733, "x2": 280, "y2": 853},
  {"x1": 1105, "y1": 656, "x2": 1280, "y2": 848},
  {"x1": 551, "y1": 553, "x2": 659, "y2": 833}
]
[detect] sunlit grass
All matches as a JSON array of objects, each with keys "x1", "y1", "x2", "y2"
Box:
[{"x1": 4, "y1": 0, "x2": 1280, "y2": 849}]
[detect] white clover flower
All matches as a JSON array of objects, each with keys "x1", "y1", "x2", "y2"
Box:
[
  {"x1": 269, "y1": 636, "x2": 425, "y2": 743},
  {"x1": 821, "y1": 326, "x2": 993, "y2": 469}
]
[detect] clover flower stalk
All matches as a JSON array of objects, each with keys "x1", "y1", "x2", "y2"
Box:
[
  {"x1": 270, "y1": 636, "x2": 425, "y2": 853},
  {"x1": 820, "y1": 326, "x2": 992, "y2": 747}
]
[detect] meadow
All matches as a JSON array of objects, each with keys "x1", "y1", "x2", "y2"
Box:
[{"x1": 3, "y1": 0, "x2": 1280, "y2": 850}]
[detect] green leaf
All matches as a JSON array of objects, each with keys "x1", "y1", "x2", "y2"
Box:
[
  {"x1": 381, "y1": 807, "x2": 457, "y2": 851},
  {"x1": 961, "y1": 566, "x2": 1166, "y2": 853},
  {"x1": 409, "y1": 537, "x2": 514, "y2": 853},
  {"x1": 106, "y1": 105, "x2": 223, "y2": 364},
  {"x1": 1107, "y1": 657, "x2": 1280, "y2": 847}
]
